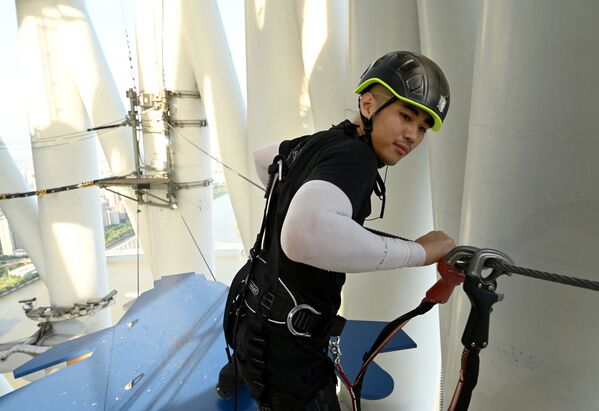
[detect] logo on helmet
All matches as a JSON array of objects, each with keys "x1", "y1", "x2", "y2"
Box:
[{"x1": 437, "y1": 95, "x2": 447, "y2": 113}]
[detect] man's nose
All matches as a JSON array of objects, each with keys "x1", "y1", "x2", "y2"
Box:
[{"x1": 404, "y1": 123, "x2": 418, "y2": 143}]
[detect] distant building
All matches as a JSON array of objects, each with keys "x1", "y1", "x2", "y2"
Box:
[
  {"x1": 8, "y1": 263, "x2": 35, "y2": 277},
  {"x1": 101, "y1": 197, "x2": 127, "y2": 227},
  {"x1": 0, "y1": 211, "x2": 17, "y2": 256}
]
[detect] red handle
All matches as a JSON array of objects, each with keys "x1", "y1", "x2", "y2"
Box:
[{"x1": 424, "y1": 259, "x2": 465, "y2": 304}]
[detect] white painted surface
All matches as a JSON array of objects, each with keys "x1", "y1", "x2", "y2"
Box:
[{"x1": 448, "y1": 1, "x2": 599, "y2": 409}]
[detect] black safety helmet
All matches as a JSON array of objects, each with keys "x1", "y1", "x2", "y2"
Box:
[{"x1": 355, "y1": 51, "x2": 450, "y2": 131}]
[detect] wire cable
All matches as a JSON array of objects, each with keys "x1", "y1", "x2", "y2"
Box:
[
  {"x1": 166, "y1": 122, "x2": 265, "y2": 192},
  {"x1": 487, "y1": 259, "x2": 599, "y2": 292},
  {"x1": 120, "y1": 0, "x2": 138, "y2": 93},
  {"x1": 179, "y1": 212, "x2": 217, "y2": 282}
]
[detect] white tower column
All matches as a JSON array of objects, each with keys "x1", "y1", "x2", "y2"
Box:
[
  {"x1": 245, "y1": 0, "x2": 315, "y2": 237},
  {"x1": 132, "y1": 0, "x2": 214, "y2": 279},
  {"x1": 52, "y1": 0, "x2": 139, "y2": 238},
  {"x1": 0, "y1": 138, "x2": 46, "y2": 281},
  {"x1": 299, "y1": 0, "x2": 347, "y2": 131},
  {"x1": 16, "y1": 0, "x2": 111, "y2": 335},
  {"x1": 180, "y1": 0, "x2": 251, "y2": 251},
  {"x1": 449, "y1": 1, "x2": 599, "y2": 409}
]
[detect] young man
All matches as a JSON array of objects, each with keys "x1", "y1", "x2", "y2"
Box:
[{"x1": 223, "y1": 51, "x2": 455, "y2": 410}]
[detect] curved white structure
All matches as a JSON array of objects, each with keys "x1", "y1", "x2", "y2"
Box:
[
  {"x1": 0, "y1": 138, "x2": 46, "y2": 281},
  {"x1": 53, "y1": 1, "x2": 135, "y2": 177},
  {"x1": 446, "y1": 1, "x2": 599, "y2": 409},
  {"x1": 300, "y1": 0, "x2": 347, "y2": 132},
  {"x1": 16, "y1": 0, "x2": 111, "y2": 334},
  {"x1": 341, "y1": 2, "x2": 442, "y2": 410},
  {"x1": 180, "y1": 0, "x2": 252, "y2": 251}
]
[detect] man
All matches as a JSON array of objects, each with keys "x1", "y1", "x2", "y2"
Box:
[{"x1": 222, "y1": 51, "x2": 455, "y2": 410}]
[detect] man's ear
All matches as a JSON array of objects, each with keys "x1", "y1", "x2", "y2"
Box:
[{"x1": 359, "y1": 92, "x2": 375, "y2": 118}]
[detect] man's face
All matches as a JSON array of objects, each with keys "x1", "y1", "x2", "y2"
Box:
[{"x1": 364, "y1": 95, "x2": 433, "y2": 166}]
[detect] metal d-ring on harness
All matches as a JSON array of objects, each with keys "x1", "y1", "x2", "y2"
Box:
[{"x1": 287, "y1": 304, "x2": 322, "y2": 337}]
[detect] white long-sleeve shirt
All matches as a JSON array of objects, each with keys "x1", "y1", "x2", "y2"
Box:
[{"x1": 253, "y1": 144, "x2": 426, "y2": 273}]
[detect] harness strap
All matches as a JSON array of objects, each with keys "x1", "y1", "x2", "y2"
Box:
[
  {"x1": 352, "y1": 301, "x2": 436, "y2": 409},
  {"x1": 448, "y1": 348, "x2": 480, "y2": 411},
  {"x1": 245, "y1": 283, "x2": 346, "y2": 342}
]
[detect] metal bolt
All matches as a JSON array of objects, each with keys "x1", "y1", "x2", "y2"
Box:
[
  {"x1": 127, "y1": 319, "x2": 139, "y2": 328},
  {"x1": 124, "y1": 373, "x2": 144, "y2": 391},
  {"x1": 477, "y1": 283, "x2": 482, "y2": 288},
  {"x1": 471, "y1": 342, "x2": 476, "y2": 348},
  {"x1": 482, "y1": 342, "x2": 488, "y2": 347},
  {"x1": 488, "y1": 285, "x2": 494, "y2": 291}
]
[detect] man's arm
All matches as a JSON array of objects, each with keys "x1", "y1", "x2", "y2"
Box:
[
  {"x1": 253, "y1": 142, "x2": 280, "y2": 187},
  {"x1": 281, "y1": 180, "x2": 453, "y2": 273}
]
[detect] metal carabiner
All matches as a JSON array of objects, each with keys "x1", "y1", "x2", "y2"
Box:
[
  {"x1": 329, "y1": 336, "x2": 342, "y2": 364},
  {"x1": 445, "y1": 245, "x2": 480, "y2": 267},
  {"x1": 287, "y1": 304, "x2": 321, "y2": 337},
  {"x1": 466, "y1": 248, "x2": 514, "y2": 285}
]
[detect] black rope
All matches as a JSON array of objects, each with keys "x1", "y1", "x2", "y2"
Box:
[
  {"x1": 487, "y1": 260, "x2": 599, "y2": 292},
  {"x1": 364, "y1": 226, "x2": 412, "y2": 242},
  {"x1": 86, "y1": 120, "x2": 128, "y2": 132},
  {"x1": 0, "y1": 175, "x2": 132, "y2": 200}
]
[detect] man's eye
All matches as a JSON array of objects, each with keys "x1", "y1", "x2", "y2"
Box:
[
  {"x1": 401, "y1": 113, "x2": 411, "y2": 121},
  {"x1": 419, "y1": 127, "x2": 427, "y2": 133}
]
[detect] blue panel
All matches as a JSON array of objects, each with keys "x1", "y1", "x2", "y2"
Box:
[
  {"x1": 1, "y1": 274, "x2": 255, "y2": 411},
  {"x1": 1, "y1": 274, "x2": 417, "y2": 409}
]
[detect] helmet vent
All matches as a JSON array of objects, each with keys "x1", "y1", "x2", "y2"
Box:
[
  {"x1": 407, "y1": 75, "x2": 424, "y2": 95},
  {"x1": 400, "y1": 59, "x2": 418, "y2": 73}
]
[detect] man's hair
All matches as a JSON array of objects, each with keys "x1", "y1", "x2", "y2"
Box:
[{"x1": 353, "y1": 84, "x2": 394, "y2": 122}]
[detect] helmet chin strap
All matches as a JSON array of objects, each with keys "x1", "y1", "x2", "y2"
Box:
[
  {"x1": 357, "y1": 95, "x2": 398, "y2": 220},
  {"x1": 358, "y1": 95, "x2": 398, "y2": 140}
]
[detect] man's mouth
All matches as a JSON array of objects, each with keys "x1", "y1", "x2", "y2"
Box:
[{"x1": 393, "y1": 143, "x2": 408, "y2": 156}]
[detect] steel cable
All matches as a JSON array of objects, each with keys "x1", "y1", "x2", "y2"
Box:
[{"x1": 487, "y1": 259, "x2": 599, "y2": 292}]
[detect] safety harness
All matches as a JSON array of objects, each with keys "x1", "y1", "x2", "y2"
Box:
[{"x1": 222, "y1": 131, "x2": 353, "y2": 408}]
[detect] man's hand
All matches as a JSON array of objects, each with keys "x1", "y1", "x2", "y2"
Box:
[{"x1": 415, "y1": 231, "x2": 456, "y2": 265}]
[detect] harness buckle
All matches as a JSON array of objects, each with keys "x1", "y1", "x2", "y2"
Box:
[
  {"x1": 286, "y1": 304, "x2": 321, "y2": 337},
  {"x1": 277, "y1": 158, "x2": 283, "y2": 182}
]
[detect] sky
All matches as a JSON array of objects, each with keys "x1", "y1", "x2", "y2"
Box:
[{"x1": 0, "y1": 0, "x2": 246, "y2": 167}]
